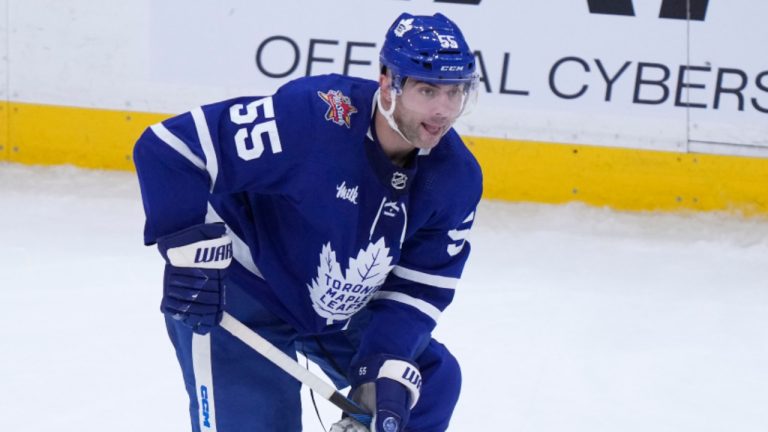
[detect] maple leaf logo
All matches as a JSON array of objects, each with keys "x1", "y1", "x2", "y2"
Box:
[
  {"x1": 307, "y1": 238, "x2": 395, "y2": 324},
  {"x1": 394, "y1": 18, "x2": 414, "y2": 37},
  {"x1": 317, "y1": 90, "x2": 358, "y2": 128}
]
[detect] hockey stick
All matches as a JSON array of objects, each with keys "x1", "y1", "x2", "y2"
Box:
[{"x1": 218, "y1": 312, "x2": 372, "y2": 425}]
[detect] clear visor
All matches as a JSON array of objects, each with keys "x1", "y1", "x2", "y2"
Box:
[{"x1": 392, "y1": 74, "x2": 479, "y2": 120}]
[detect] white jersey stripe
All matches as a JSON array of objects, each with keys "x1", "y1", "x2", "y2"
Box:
[
  {"x1": 206, "y1": 204, "x2": 264, "y2": 279},
  {"x1": 372, "y1": 291, "x2": 442, "y2": 322},
  {"x1": 369, "y1": 197, "x2": 387, "y2": 241},
  {"x1": 150, "y1": 123, "x2": 206, "y2": 170},
  {"x1": 392, "y1": 265, "x2": 459, "y2": 289},
  {"x1": 448, "y1": 228, "x2": 470, "y2": 242},
  {"x1": 399, "y1": 203, "x2": 408, "y2": 247},
  {"x1": 192, "y1": 107, "x2": 219, "y2": 191},
  {"x1": 192, "y1": 333, "x2": 217, "y2": 431}
]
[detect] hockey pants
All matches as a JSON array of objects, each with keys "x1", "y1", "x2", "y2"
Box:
[{"x1": 165, "y1": 280, "x2": 462, "y2": 432}]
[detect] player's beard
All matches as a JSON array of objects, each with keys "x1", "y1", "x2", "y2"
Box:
[{"x1": 392, "y1": 104, "x2": 451, "y2": 150}]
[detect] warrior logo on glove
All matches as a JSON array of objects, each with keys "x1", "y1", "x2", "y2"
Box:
[{"x1": 194, "y1": 243, "x2": 232, "y2": 264}]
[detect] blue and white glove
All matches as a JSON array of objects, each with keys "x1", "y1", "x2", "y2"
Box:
[
  {"x1": 156, "y1": 223, "x2": 232, "y2": 335},
  {"x1": 330, "y1": 355, "x2": 422, "y2": 432}
]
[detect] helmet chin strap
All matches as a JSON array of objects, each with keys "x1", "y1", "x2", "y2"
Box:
[{"x1": 377, "y1": 88, "x2": 413, "y2": 145}]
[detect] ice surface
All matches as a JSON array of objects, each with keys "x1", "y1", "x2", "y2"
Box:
[{"x1": 2, "y1": 164, "x2": 767, "y2": 431}]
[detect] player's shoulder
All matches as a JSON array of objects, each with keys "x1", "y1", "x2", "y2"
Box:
[
  {"x1": 277, "y1": 74, "x2": 376, "y2": 117},
  {"x1": 420, "y1": 130, "x2": 483, "y2": 198},
  {"x1": 410, "y1": 131, "x2": 481, "y2": 227},
  {"x1": 279, "y1": 73, "x2": 378, "y2": 96},
  {"x1": 195, "y1": 74, "x2": 378, "y2": 124}
]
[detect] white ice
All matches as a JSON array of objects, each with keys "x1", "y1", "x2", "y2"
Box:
[{"x1": 2, "y1": 164, "x2": 767, "y2": 431}]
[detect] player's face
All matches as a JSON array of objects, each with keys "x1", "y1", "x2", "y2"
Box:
[{"x1": 393, "y1": 80, "x2": 466, "y2": 149}]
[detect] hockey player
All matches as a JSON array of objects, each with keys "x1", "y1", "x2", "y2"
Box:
[{"x1": 134, "y1": 12, "x2": 481, "y2": 432}]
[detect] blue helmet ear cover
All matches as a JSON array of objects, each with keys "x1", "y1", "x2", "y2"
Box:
[{"x1": 380, "y1": 12, "x2": 476, "y2": 90}]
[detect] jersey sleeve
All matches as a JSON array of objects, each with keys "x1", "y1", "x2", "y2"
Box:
[
  {"x1": 355, "y1": 151, "x2": 483, "y2": 362},
  {"x1": 134, "y1": 85, "x2": 313, "y2": 245}
]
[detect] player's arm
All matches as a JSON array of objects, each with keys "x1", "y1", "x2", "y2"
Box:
[
  {"x1": 357, "y1": 201, "x2": 479, "y2": 360},
  {"x1": 133, "y1": 92, "x2": 306, "y2": 333},
  {"x1": 134, "y1": 94, "x2": 301, "y2": 244},
  {"x1": 345, "y1": 165, "x2": 481, "y2": 431}
]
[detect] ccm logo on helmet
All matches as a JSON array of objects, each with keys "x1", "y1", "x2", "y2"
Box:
[{"x1": 440, "y1": 65, "x2": 464, "y2": 72}]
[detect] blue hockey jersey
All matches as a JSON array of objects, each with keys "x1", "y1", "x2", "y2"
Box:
[{"x1": 134, "y1": 74, "x2": 482, "y2": 361}]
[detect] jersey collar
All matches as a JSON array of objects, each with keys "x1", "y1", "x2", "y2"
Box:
[{"x1": 365, "y1": 110, "x2": 418, "y2": 197}]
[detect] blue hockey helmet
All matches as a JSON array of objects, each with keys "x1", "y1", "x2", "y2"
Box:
[{"x1": 380, "y1": 13, "x2": 478, "y2": 91}]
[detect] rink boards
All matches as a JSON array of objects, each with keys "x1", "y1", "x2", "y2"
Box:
[
  {"x1": 0, "y1": 1, "x2": 766, "y2": 214},
  {"x1": 2, "y1": 100, "x2": 766, "y2": 215}
]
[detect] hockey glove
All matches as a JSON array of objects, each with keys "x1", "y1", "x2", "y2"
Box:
[
  {"x1": 157, "y1": 223, "x2": 232, "y2": 335},
  {"x1": 335, "y1": 355, "x2": 422, "y2": 432},
  {"x1": 329, "y1": 417, "x2": 369, "y2": 432}
]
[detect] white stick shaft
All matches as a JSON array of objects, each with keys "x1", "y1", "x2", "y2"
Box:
[
  {"x1": 219, "y1": 312, "x2": 338, "y2": 398},
  {"x1": 218, "y1": 312, "x2": 370, "y2": 418}
]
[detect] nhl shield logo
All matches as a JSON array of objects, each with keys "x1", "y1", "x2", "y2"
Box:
[
  {"x1": 318, "y1": 90, "x2": 358, "y2": 128},
  {"x1": 391, "y1": 172, "x2": 408, "y2": 190}
]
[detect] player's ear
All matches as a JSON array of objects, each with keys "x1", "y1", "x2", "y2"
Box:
[{"x1": 379, "y1": 73, "x2": 393, "y2": 105}]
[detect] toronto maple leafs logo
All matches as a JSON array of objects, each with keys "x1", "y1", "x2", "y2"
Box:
[
  {"x1": 317, "y1": 89, "x2": 358, "y2": 128},
  {"x1": 307, "y1": 238, "x2": 395, "y2": 324}
]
